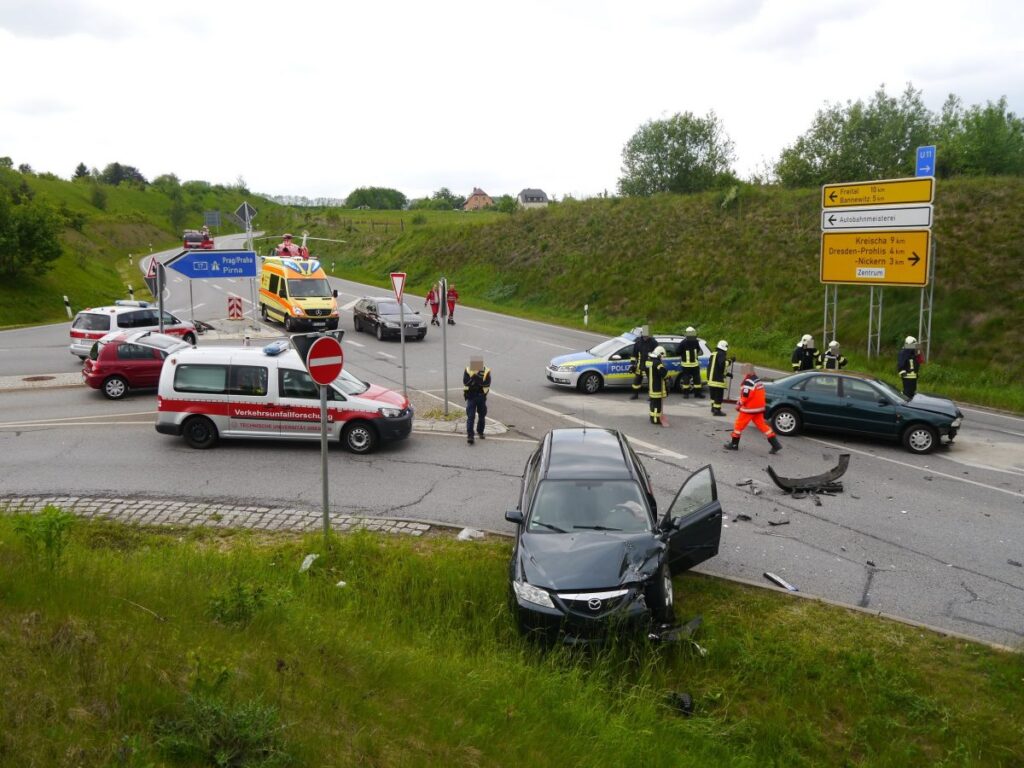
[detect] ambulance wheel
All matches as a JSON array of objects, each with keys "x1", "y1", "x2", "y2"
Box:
[
  {"x1": 342, "y1": 421, "x2": 378, "y2": 454},
  {"x1": 260, "y1": 304, "x2": 269, "y2": 321},
  {"x1": 102, "y1": 376, "x2": 128, "y2": 400},
  {"x1": 183, "y1": 332, "x2": 197, "y2": 345},
  {"x1": 284, "y1": 316, "x2": 294, "y2": 332},
  {"x1": 578, "y1": 372, "x2": 602, "y2": 394},
  {"x1": 183, "y1": 416, "x2": 218, "y2": 449}
]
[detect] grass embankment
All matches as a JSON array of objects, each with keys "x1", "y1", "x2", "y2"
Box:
[
  {"x1": 2, "y1": 510, "x2": 1021, "y2": 767},
  {"x1": 309, "y1": 179, "x2": 1024, "y2": 412}
]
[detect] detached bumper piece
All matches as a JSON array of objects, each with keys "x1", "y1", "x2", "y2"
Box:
[{"x1": 766, "y1": 453, "x2": 849, "y2": 494}]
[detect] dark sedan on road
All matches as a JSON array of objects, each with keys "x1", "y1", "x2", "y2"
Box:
[
  {"x1": 352, "y1": 297, "x2": 427, "y2": 341},
  {"x1": 505, "y1": 428, "x2": 723, "y2": 644},
  {"x1": 764, "y1": 370, "x2": 963, "y2": 454}
]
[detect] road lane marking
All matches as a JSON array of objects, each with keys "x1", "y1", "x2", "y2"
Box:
[
  {"x1": 536, "y1": 340, "x2": 575, "y2": 350},
  {"x1": 341, "y1": 299, "x2": 359, "y2": 311},
  {"x1": 0, "y1": 421, "x2": 151, "y2": 428},
  {"x1": 0, "y1": 411, "x2": 154, "y2": 427},
  {"x1": 378, "y1": 352, "x2": 396, "y2": 359},
  {"x1": 346, "y1": 340, "x2": 365, "y2": 348}
]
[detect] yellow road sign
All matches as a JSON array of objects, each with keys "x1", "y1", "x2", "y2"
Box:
[
  {"x1": 820, "y1": 230, "x2": 931, "y2": 286},
  {"x1": 822, "y1": 177, "x2": 934, "y2": 208}
]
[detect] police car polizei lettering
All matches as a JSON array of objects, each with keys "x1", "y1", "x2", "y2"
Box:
[{"x1": 545, "y1": 330, "x2": 710, "y2": 395}]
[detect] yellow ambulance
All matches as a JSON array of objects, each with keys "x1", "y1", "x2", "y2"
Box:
[{"x1": 258, "y1": 256, "x2": 340, "y2": 332}]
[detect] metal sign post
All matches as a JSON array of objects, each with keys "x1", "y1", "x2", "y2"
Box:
[
  {"x1": 440, "y1": 276, "x2": 449, "y2": 416},
  {"x1": 295, "y1": 333, "x2": 345, "y2": 545},
  {"x1": 157, "y1": 260, "x2": 165, "y2": 333}
]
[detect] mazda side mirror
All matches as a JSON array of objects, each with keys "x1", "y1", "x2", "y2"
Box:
[{"x1": 505, "y1": 509, "x2": 524, "y2": 525}]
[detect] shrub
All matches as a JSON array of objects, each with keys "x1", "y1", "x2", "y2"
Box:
[{"x1": 14, "y1": 506, "x2": 74, "y2": 572}]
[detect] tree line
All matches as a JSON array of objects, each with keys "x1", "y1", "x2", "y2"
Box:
[{"x1": 617, "y1": 84, "x2": 1024, "y2": 195}]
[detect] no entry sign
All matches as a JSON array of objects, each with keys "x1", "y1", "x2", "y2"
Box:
[{"x1": 305, "y1": 335, "x2": 344, "y2": 385}]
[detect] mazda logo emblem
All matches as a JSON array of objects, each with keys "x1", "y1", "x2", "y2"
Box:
[{"x1": 587, "y1": 598, "x2": 602, "y2": 611}]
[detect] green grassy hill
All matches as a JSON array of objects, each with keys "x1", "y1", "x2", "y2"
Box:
[{"x1": 3, "y1": 170, "x2": 1021, "y2": 408}]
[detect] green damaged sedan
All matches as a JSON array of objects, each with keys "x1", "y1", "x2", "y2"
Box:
[{"x1": 763, "y1": 371, "x2": 963, "y2": 455}]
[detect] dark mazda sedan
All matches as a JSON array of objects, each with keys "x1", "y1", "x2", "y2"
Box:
[
  {"x1": 763, "y1": 370, "x2": 963, "y2": 454},
  {"x1": 505, "y1": 428, "x2": 723, "y2": 644}
]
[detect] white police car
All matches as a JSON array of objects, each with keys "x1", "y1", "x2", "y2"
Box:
[{"x1": 545, "y1": 330, "x2": 710, "y2": 394}]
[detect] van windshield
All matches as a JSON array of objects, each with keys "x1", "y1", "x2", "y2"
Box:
[
  {"x1": 333, "y1": 368, "x2": 369, "y2": 395},
  {"x1": 287, "y1": 279, "x2": 332, "y2": 298}
]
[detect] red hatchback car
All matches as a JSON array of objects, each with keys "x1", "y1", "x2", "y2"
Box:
[{"x1": 83, "y1": 330, "x2": 193, "y2": 399}]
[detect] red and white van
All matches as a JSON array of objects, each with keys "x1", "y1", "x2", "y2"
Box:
[
  {"x1": 70, "y1": 301, "x2": 197, "y2": 359},
  {"x1": 155, "y1": 343, "x2": 413, "y2": 454}
]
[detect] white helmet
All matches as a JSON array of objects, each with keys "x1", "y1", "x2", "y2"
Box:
[
  {"x1": 685, "y1": 326, "x2": 696, "y2": 335},
  {"x1": 905, "y1": 335, "x2": 917, "y2": 346},
  {"x1": 800, "y1": 333, "x2": 813, "y2": 346},
  {"x1": 651, "y1": 346, "x2": 666, "y2": 358},
  {"x1": 828, "y1": 340, "x2": 839, "y2": 349},
  {"x1": 717, "y1": 340, "x2": 728, "y2": 351}
]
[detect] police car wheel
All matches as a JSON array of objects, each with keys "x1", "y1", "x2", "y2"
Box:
[
  {"x1": 342, "y1": 422, "x2": 378, "y2": 454},
  {"x1": 102, "y1": 376, "x2": 128, "y2": 400},
  {"x1": 183, "y1": 416, "x2": 218, "y2": 449},
  {"x1": 183, "y1": 332, "x2": 197, "y2": 345},
  {"x1": 902, "y1": 424, "x2": 937, "y2": 454},
  {"x1": 579, "y1": 372, "x2": 602, "y2": 394}
]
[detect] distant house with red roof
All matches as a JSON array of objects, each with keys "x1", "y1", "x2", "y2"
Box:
[{"x1": 463, "y1": 188, "x2": 494, "y2": 211}]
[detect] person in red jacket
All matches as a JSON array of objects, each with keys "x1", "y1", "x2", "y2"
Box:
[
  {"x1": 724, "y1": 364, "x2": 782, "y2": 454},
  {"x1": 446, "y1": 284, "x2": 459, "y2": 325},
  {"x1": 425, "y1": 284, "x2": 441, "y2": 326}
]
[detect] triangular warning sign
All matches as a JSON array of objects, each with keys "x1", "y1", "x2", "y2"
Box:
[
  {"x1": 390, "y1": 272, "x2": 406, "y2": 303},
  {"x1": 146, "y1": 257, "x2": 158, "y2": 279}
]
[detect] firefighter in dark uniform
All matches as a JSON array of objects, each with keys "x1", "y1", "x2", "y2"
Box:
[
  {"x1": 463, "y1": 355, "x2": 491, "y2": 444},
  {"x1": 678, "y1": 326, "x2": 704, "y2": 398},
  {"x1": 629, "y1": 326, "x2": 657, "y2": 400},
  {"x1": 897, "y1": 336, "x2": 921, "y2": 398},
  {"x1": 706, "y1": 339, "x2": 733, "y2": 417},
  {"x1": 646, "y1": 346, "x2": 668, "y2": 425},
  {"x1": 820, "y1": 340, "x2": 848, "y2": 370},
  {"x1": 791, "y1": 334, "x2": 819, "y2": 371}
]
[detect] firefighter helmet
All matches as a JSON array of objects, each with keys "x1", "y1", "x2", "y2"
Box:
[
  {"x1": 651, "y1": 346, "x2": 666, "y2": 358},
  {"x1": 717, "y1": 340, "x2": 728, "y2": 351},
  {"x1": 685, "y1": 326, "x2": 696, "y2": 335},
  {"x1": 800, "y1": 333, "x2": 813, "y2": 346},
  {"x1": 905, "y1": 335, "x2": 917, "y2": 346},
  {"x1": 828, "y1": 340, "x2": 839, "y2": 349}
]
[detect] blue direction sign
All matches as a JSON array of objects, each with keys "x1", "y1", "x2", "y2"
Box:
[
  {"x1": 916, "y1": 145, "x2": 937, "y2": 177},
  {"x1": 166, "y1": 250, "x2": 258, "y2": 279}
]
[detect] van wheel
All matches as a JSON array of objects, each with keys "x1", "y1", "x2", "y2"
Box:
[
  {"x1": 183, "y1": 332, "x2": 197, "y2": 345},
  {"x1": 284, "y1": 316, "x2": 294, "y2": 332},
  {"x1": 260, "y1": 304, "x2": 269, "y2": 321},
  {"x1": 183, "y1": 416, "x2": 218, "y2": 449},
  {"x1": 102, "y1": 376, "x2": 128, "y2": 400},
  {"x1": 342, "y1": 422, "x2": 378, "y2": 454}
]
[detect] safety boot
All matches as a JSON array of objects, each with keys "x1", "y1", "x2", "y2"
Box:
[
  {"x1": 693, "y1": 390, "x2": 705, "y2": 399},
  {"x1": 723, "y1": 436, "x2": 739, "y2": 451},
  {"x1": 768, "y1": 436, "x2": 783, "y2": 454}
]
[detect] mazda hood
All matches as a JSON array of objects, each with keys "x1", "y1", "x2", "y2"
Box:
[{"x1": 516, "y1": 531, "x2": 665, "y2": 591}]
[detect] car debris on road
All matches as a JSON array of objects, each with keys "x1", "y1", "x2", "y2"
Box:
[{"x1": 767, "y1": 453, "x2": 850, "y2": 494}]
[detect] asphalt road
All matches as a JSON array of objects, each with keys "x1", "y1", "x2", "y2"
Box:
[{"x1": 1, "y1": 235, "x2": 1022, "y2": 646}]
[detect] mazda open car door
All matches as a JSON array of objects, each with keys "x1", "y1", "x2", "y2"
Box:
[{"x1": 663, "y1": 465, "x2": 723, "y2": 575}]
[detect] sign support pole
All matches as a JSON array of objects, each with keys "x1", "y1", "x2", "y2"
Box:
[
  {"x1": 919, "y1": 239, "x2": 937, "y2": 362},
  {"x1": 441, "y1": 277, "x2": 449, "y2": 416},
  {"x1": 320, "y1": 380, "x2": 330, "y2": 545},
  {"x1": 867, "y1": 287, "x2": 883, "y2": 358},
  {"x1": 157, "y1": 261, "x2": 165, "y2": 333}
]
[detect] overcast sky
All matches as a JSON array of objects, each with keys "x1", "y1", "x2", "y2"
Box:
[{"x1": 1, "y1": 0, "x2": 1022, "y2": 201}]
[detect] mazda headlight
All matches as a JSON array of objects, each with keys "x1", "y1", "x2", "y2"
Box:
[
  {"x1": 384, "y1": 321, "x2": 399, "y2": 329},
  {"x1": 513, "y1": 580, "x2": 555, "y2": 608},
  {"x1": 379, "y1": 407, "x2": 403, "y2": 418}
]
